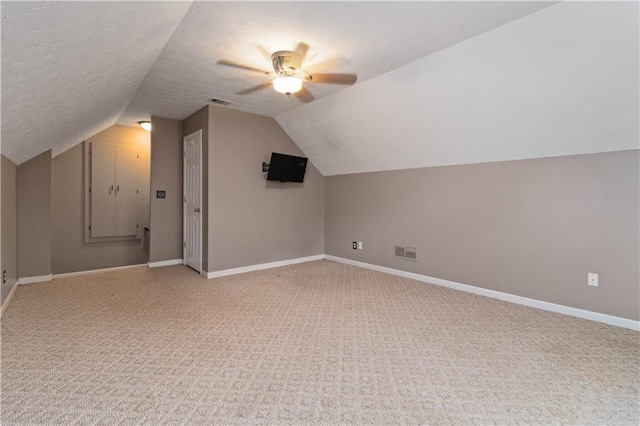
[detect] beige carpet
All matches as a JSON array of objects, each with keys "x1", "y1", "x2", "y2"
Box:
[{"x1": 1, "y1": 260, "x2": 638, "y2": 425}]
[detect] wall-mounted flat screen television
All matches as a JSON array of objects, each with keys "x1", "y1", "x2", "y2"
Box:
[{"x1": 266, "y1": 152, "x2": 308, "y2": 183}]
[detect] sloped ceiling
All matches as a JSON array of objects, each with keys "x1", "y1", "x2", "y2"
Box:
[
  {"x1": 1, "y1": 0, "x2": 556, "y2": 165},
  {"x1": 276, "y1": 1, "x2": 640, "y2": 175},
  {"x1": 1, "y1": 1, "x2": 192, "y2": 164},
  {"x1": 3, "y1": 2, "x2": 637, "y2": 174},
  {"x1": 119, "y1": 1, "x2": 554, "y2": 125}
]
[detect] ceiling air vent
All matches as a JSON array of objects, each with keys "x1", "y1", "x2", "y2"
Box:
[
  {"x1": 208, "y1": 98, "x2": 233, "y2": 106},
  {"x1": 394, "y1": 245, "x2": 417, "y2": 262}
]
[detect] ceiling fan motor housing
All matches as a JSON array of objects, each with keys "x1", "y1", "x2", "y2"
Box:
[{"x1": 271, "y1": 51, "x2": 303, "y2": 76}]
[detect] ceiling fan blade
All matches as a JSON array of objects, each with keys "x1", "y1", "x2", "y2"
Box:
[
  {"x1": 294, "y1": 42, "x2": 310, "y2": 61},
  {"x1": 304, "y1": 56, "x2": 351, "y2": 74},
  {"x1": 256, "y1": 45, "x2": 272, "y2": 63},
  {"x1": 295, "y1": 86, "x2": 315, "y2": 103},
  {"x1": 217, "y1": 60, "x2": 270, "y2": 75},
  {"x1": 309, "y1": 73, "x2": 358, "y2": 85},
  {"x1": 236, "y1": 82, "x2": 273, "y2": 95}
]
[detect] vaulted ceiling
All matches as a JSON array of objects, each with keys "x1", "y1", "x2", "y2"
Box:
[{"x1": 2, "y1": 1, "x2": 638, "y2": 174}]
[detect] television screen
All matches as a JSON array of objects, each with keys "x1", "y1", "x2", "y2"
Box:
[{"x1": 266, "y1": 152, "x2": 308, "y2": 182}]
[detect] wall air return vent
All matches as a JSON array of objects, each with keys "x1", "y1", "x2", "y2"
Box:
[
  {"x1": 394, "y1": 245, "x2": 417, "y2": 261},
  {"x1": 208, "y1": 98, "x2": 233, "y2": 106}
]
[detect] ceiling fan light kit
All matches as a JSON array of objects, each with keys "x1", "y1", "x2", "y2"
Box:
[
  {"x1": 273, "y1": 76, "x2": 303, "y2": 95},
  {"x1": 219, "y1": 43, "x2": 358, "y2": 101},
  {"x1": 271, "y1": 51, "x2": 303, "y2": 95}
]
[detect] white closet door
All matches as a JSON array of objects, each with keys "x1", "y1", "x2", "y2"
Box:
[
  {"x1": 114, "y1": 145, "x2": 139, "y2": 236},
  {"x1": 184, "y1": 130, "x2": 202, "y2": 272},
  {"x1": 91, "y1": 143, "x2": 116, "y2": 237}
]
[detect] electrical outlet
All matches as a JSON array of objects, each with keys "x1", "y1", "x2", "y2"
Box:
[
  {"x1": 156, "y1": 190, "x2": 166, "y2": 199},
  {"x1": 357, "y1": 241, "x2": 363, "y2": 250},
  {"x1": 588, "y1": 272, "x2": 598, "y2": 287},
  {"x1": 352, "y1": 241, "x2": 357, "y2": 250}
]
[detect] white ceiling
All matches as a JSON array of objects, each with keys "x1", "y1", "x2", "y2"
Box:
[
  {"x1": 1, "y1": 1, "x2": 557, "y2": 165},
  {"x1": 119, "y1": 1, "x2": 555, "y2": 125},
  {"x1": 2, "y1": 2, "x2": 637, "y2": 175},
  {"x1": 1, "y1": 1, "x2": 192, "y2": 164},
  {"x1": 276, "y1": 1, "x2": 640, "y2": 175}
]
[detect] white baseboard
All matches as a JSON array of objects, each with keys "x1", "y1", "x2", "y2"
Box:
[
  {"x1": 148, "y1": 259, "x2": 183, "y2": 268},
  {"x1": 54, "y1": 264, "x2": 147, "y2": 279},
  {"x1": 18, "y1": 274, "x2": 53, "y2": 285},
  {"x1": 205, "y1": 255, "x2": 325, "y2": 279},
  {"x1": 1, "y1": 281, "x2": 20, "y2": 317},
  {"x1": 325, "y1": 255, "x2": 639, "y2": 331}
]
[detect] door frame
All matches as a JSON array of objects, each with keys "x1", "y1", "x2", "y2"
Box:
[{"x1": 183, "y1": 129, "x2": 203, "y2": 272}]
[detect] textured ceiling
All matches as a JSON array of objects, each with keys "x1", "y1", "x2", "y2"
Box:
[
  {"x1": 119, "y1": 1, "x2": 555, "y2": 125},
  {"x1": 276, "y1": 1, "x2": 640, "y2": 175},
  {"x1": 1, "y1": 1, "x2": 556, "y2": 165},
  {"x1": 1, "y1": 1, "x2": 192, "y2": 164}
]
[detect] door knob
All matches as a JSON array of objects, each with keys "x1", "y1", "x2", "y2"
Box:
[{"x1": 194, "y1": 208, "x2": 200, "y2": 213}]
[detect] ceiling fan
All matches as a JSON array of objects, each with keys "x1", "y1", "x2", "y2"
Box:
[{"x1": 217, "y1": 42, "x2": 357, "y2": 103}]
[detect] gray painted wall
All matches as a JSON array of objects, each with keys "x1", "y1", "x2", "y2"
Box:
[
  {"x1": 51, "y1": 126, "x2": 149, "y2": 273},
  {"x1": 325, "y1": 150, "x2": 639, "y2": 321},
  {"x1": 207, "y1": 105, "x2": 324, "y2": 272},
  {"x1": 17, "y1": 150, "x2": 52, "y2": 278},
  {"x1": 183, "y1": 107, "x2": 209, "y2": 271},
  {"x1": 1, "y1": 155, "x2": 18, "y2": 305},
  {"x1": 150, "y1": 116, "x2": 185, "y2": 263}
]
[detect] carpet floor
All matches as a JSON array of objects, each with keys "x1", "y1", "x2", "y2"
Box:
[{"x1": 1, "y1": 260, "x2": 638, "y2": 424}]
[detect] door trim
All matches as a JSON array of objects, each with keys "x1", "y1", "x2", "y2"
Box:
[{"x1": 183, "y1": 129, "x2": 203, "y2": 272}]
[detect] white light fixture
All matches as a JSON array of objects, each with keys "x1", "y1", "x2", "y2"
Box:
[
  {"x1": 273, "y1": 76, "x2": 302, "y2": 95},
  {"x1": 138, "y1": 121, "x2": 151, "y2": 131}
]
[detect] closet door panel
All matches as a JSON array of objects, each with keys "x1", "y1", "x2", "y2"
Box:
[
  {"x1": 114, "y1": 145, "x2": 139, "y2": 236},
  {"x1": 90, "y1": 143, "x2": 116, "y2": 237}
]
